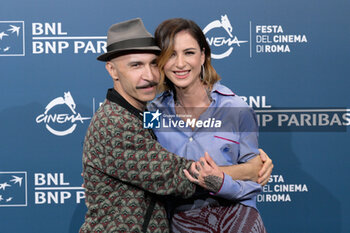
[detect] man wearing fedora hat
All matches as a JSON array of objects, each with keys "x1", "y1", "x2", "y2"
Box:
[{"x1": 80, "y1": 18, "x2": 228, "y2": 233}]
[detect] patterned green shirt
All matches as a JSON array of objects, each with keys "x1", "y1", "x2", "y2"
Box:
[{"x1": 80, "y1": 89, "x2": 196, "y2": 233}]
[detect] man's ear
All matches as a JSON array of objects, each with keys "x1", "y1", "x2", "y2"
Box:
[{"x1": 105, "y1": 62, "x2": 119, "y2": 81}]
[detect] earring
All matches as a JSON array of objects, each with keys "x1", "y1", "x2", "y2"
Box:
[{"x1": 200, "y1": 65, "x2": 205, "y2": 81}]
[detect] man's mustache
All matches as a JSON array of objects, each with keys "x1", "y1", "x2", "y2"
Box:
[{"x1": 136, "y1": 81, "x2": 158, "y2": 89}]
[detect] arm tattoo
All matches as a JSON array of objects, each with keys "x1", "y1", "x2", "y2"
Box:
[
  {"x1": 204, "y1": 175, "x2": 223, "y2": 193},
  {"x1": 193, "y1": 180, "x2": 200, "y2": 186},
  {"x1": 190, "y1": 170, "x2": 199, "y2": 179}
]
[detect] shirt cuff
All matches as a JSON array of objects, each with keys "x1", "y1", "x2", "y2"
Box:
[{"x1": 209, "y1": 173, "x2": 239, "y2": 198}]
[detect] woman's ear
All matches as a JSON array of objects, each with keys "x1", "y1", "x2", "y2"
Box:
[{"x1": 201, "y1": 48, "x2": 205, "y2": 66}]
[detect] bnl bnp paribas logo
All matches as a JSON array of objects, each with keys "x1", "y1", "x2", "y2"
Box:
[
  {"x1": 0, "y1": 21, "x2": 25, "y2": 56},
  {"x1": 0, "y1": 172, "x2": 27, "y2": 207},
  {"x1": 203, "y1": 15, "x2": 247, "y2": 59},
  {"x1": 35, "y1": 92, "x2": 91, "y2": 136}
]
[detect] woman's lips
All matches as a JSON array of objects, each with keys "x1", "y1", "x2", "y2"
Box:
[{"x1": 173, "y1": 70, "x2": 190, "y2": 79}]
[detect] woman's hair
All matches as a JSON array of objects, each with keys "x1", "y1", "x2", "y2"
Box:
[{"x1": 154, "y1": 18, "x2": 221, "y2": 92}]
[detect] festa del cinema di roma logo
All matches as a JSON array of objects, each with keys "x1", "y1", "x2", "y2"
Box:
[
  {"x1": 36, "y1": 92, "x2": 90, "y2": 136},
  {"x1": 203, "y1": 14, "x2": 247, "y2": 59}
]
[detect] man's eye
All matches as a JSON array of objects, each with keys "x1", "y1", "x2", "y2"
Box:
[{"x1": 131, "y1": 63, "x2": 140, "y2": 67}]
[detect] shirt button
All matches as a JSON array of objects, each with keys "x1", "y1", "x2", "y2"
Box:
[{"x1": 189, "y1": 137, "x2": 193, "y2": 142}]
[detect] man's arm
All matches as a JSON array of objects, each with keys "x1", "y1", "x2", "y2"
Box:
[
  {"x1": 218, "y1": 149, "x2": 273, "y2": 186},
  {"x1": 83, "y1": 110, "x2": 196, "y2": 198}
]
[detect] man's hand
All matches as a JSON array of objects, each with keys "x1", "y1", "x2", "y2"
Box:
[
  {"x1": 257, "y1": 149, "x2": 273, "y2": 186},
  {"x1": 184, "y1": 152, "x2": 224, "y2": 193}
]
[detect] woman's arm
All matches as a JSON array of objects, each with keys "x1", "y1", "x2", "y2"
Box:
[{"x1": 219, "y1": 149, "x2": 273, "y2": 186}]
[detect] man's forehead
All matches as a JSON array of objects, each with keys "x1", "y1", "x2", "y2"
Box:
[{"x1": 111, "y1": 52, "x2": 158, "y2": 63}]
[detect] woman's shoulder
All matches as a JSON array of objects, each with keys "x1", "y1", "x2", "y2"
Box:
[
  {"x1": 212, "y1": 83, "x2": 250, "y2": 108},
  {"x1": 147, "y1": 91, "x2": 173, "y2": 111}
]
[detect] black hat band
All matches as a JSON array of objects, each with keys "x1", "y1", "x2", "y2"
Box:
[{"x1": 107, "y1": 37, "x2": 158, "y2": 52}]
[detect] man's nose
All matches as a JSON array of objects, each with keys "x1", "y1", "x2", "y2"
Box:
[{"x1": 142, "y1": 65, "x2": 157, "y2": 81}]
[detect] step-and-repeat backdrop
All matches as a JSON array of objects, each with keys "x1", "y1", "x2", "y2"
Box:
[{"x1": 1, "y1": 0, "x2": 349, "y2": 232}]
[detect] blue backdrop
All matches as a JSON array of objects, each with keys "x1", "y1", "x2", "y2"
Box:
[{"x1": 1, "y1": 0, "x2": 349, "y2": 232}]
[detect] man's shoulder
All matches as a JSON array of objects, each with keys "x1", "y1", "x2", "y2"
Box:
[
  {"x1": 96, "y1": 99, "x2": 138, "y2": 121},
  {"x1": 98, "y1": 99, "x2": 124, "y2": 114},
  {"x1": 89, "y1": 99, "x2": 140, "y2": 134}
]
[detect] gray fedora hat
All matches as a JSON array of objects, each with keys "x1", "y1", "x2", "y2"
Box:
[{"x1": 97, "y1": 18, "x2": 161, "y2": 61}]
